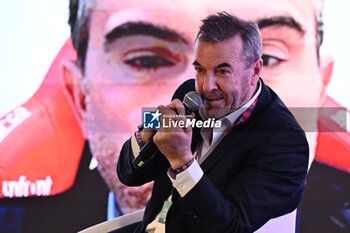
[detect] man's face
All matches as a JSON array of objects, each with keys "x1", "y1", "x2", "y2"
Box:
[
  {"x1": 76, "y1": 0, "x2": 323, "y2": 207},
  {"x1": 193, "y1": 36, "x2": 259, "y2": 119}
]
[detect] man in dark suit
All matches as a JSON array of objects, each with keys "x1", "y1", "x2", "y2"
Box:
[{"x1": 117, "y1": 12, "x2": 309, "y2": 233}]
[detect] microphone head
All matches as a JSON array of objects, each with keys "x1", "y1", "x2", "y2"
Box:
[{"x1": 183, "y1": 91, "x2": 202, "y2": 112}]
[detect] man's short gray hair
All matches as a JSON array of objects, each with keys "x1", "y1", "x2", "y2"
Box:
[{"x1": 196, "y1": 12, "x2": 262, "y2": 68}]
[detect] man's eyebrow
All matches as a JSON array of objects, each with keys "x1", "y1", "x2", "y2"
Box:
[
  {"x1": 105, "y1": 22, "x2": 188, "y2": 44},
  {"x1": 192, "y1": 62, "x2": 232, "y2": 69},
  {"x1": 216, "y1": 63, "x2": 231, "y2": 69},
  {"x1": 256, "y1": 16, "x2": 305, "y2": 34}
]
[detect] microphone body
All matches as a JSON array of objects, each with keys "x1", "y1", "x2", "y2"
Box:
[{"x1": 132, "y1": 91, "x2": 202, "y2": 169}]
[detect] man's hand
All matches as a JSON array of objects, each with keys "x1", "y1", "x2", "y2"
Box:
[
  {"x1": 153, "y1": 99, "x2": 193, "y2": 170},
  {"x1": 139, "y1": 127, "x2": 157, "y2": 144}
]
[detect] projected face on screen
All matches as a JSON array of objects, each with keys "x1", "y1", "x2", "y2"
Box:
[{"x1": 66, "y1": 0, "x2": 331, "y2": 213}]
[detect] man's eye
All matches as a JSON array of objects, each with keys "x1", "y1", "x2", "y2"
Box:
[
  {"x1": 194, "y1": 67, "x2": 203, "y2": 73},
  {"x1": 217, "y1": 69, "x2": 229, "y2": 75},
  {"x1": 262, "y1": 55, "x2": 283, "y2": 67},
  {"x1": 125, "y1": 56, "x2": 175, "y2": 69}
]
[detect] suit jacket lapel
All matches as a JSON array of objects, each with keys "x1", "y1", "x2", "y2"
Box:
[{"x1": 200, "y1": 124, "x2": 252, "y2": 173}]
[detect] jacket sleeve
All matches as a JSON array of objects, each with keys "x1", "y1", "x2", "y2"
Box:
[
  {"x1": 117, "y1": 138, "x2": 170, "y2": 186},
  {"x1": 170, "y1": 131, "x2": 309, "y2": 233}
]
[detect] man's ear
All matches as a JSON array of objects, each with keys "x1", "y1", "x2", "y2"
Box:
[
  {"x1": 319, "y1": 54, "x2": 334, "y2": 102},
  {"x1": 251, "y1": 58, "x2": 263, "y2": 85},
  {"x1": 62, "y1": 60, "x2": 86, "y2": 120}
]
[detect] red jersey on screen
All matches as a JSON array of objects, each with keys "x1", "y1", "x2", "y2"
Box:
[{"x1": 0, "y1": 40, "x2": 85, "y2": 198}]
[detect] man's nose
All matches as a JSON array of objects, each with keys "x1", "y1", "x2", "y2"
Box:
[{"x1": 203, "y1": 73, "x2": 218, "y2": 93}]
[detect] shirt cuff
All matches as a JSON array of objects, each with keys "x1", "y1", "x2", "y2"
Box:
[
  {"x1": 131, "y1": 134, "x2": 141, "y2": 160},
  {"x1": 167, "y1": 160, "x2": 203, "y2": 197}
]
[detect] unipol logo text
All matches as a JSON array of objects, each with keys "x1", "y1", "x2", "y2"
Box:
[{"x1": 2, "y1": 175, "x2": 53, "y2": 198}]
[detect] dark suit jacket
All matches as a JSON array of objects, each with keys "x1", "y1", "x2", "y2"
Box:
[{"x1": 117, "y1": 78, "x2": 309, "y2": 233}]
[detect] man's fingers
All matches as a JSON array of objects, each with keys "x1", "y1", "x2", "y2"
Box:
[
  {"x1": 168, "y1": 99, "x2": 186, "y2": 116},
  {"x1": 157, "y1": 101, "x2": 193, "y2": 133},
  {"x1": 157, "y1": 104, "x2": 177, "y2": 116}
]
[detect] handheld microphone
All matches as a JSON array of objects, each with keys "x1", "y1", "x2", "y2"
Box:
[{"x1": 132, "y1": 91, "x2": 202, "y2": 169}]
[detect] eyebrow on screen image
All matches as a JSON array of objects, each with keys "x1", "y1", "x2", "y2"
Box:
[
  {"x1": 105, "y1": 22, "x2": 189, "y2": 45},
  {"x1": 257, "y1": 16, "x2": 305, "y2": 34}
]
